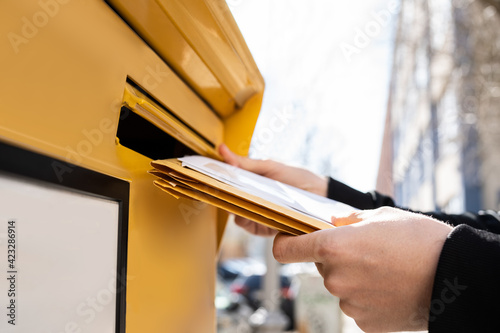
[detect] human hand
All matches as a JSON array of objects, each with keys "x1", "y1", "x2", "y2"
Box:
[
  {"x1": 218, "y1": 143, "x2": 328, "y2": 236},
  {"x1": 273, "y1": 207, "x2": 453, "y2": 332}
]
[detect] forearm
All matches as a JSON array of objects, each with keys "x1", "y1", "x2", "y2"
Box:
[
  {"x1": 327, "y1": 177, "x2": 396, "y2": 209},
  {"x1": 327, "y1": 177, "x2": 500, "y2": 234},
  {"x1": 420, "y1": 210, "x2": 500, "y2": 234}
]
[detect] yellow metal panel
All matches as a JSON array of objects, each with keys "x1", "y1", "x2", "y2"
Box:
[
  {"x1": 156, "y1": 0, "x2": 252, "y2": 106},
  {"x1": 223, "y1": 92, "x2": 264, "y2": 156},
  {"x1": 107, "y1": 0, "x2": 265, "y2": 117},
  {"x1": 204, "y1": 0, "x2": 264, "y2": 94},
  {"x1": 107, "y1": 0, "x2": 236, "y2": 117},
  {"x1": 121, "y1": 156, "x2": 218, "y2": 333}
]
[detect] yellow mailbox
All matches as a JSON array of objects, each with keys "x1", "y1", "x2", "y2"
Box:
[{"x1": 0, "y1": 0, "x2": 263, "y2": 332}]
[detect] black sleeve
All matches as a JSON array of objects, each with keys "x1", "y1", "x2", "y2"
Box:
[{"x1": 428, "y1": 225, "x2": 500, "y2": 332}]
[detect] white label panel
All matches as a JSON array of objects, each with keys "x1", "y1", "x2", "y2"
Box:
[{"x1": 0, "y1": 172, "x2": 119, "y2": 333}]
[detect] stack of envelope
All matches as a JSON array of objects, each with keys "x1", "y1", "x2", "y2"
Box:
[{"x1": 150, "y1": 156, "x2": 351, "y2": 235}]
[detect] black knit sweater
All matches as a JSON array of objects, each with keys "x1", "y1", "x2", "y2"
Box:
[{"x1": 327, "y1": 177, "x2": 500, "y2": 332}]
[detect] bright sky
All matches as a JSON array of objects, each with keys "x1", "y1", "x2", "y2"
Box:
[{"x1": 229, "y1": 0, "x2": 397, "y2": 192}]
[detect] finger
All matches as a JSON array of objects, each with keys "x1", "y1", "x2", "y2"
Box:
[
  {"x1": 218, "y1": 143, "x2": 273, "y2": 175},
  {"x1": 315, "y1": 262, "x2": 325, "y2": 277},
  {"x1": 218, "y1": 143, "x2": 241, "y2": 167},
  {"x1": 273, "y1": 231, "x2": 326, "y2": 263},
  {"x1": 234, "y1": 216, "x2": 255, "y2": 231},
  {"x1": 234, "y1": 216, "x2": 277, "y2": 236},
  {"x1": 338, "y1": 299, "x2": 359, "y2": 319}
]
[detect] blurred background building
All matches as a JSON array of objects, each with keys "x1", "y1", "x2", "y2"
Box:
[
  {"x1": 218, "y1": 0, "x2": 500, "y2": 331},
  {"x1": 378, "y1": 0, "x2": 500, "y2": 213}
]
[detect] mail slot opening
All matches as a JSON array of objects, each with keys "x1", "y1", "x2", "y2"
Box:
[{"x1": 116, "y1": 107, "x2": 196, "y2": 160}]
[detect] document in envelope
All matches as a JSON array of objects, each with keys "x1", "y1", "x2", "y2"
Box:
[{"x1": 150, "y1": 156, "x2": 353, "y2": 235}]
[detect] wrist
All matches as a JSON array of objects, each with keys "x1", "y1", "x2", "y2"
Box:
[
  {"x1": 318, "y1": 175, "x2": 328, "y2": 197},
  {"x1": 307, "y1": 174, "x2": 328, "y2": 197}
]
